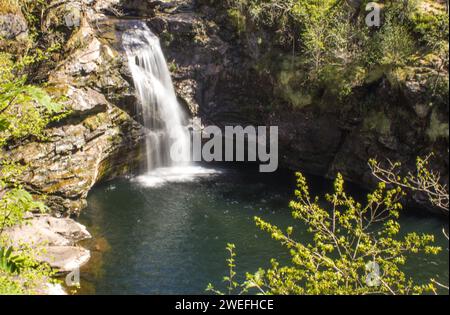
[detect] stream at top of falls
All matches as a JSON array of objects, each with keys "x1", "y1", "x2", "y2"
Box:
[{"x1": 77, "y1": 165, "x2": 449, "y2": 295}]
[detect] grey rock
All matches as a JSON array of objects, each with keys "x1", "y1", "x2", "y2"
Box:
[
  {"x1": 0, "y1": 13, "x2": 28, "y2": 39},
  {"x1": 5, "y1": 215, "x2": 92, "y2": 272},
  {"x1": 67, "y1": 86, "x2": 109, "y2": 114},
  {"x1": 39, "y1": 246, "x2": 91, "y2": 273},
  {"x1": 6, "y1": 215, "x2": 91, "y2": 248}
]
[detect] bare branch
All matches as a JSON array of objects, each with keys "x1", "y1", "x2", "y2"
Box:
[{"x1": 369, "y1": 155, "x2": 449, "y2": 212}]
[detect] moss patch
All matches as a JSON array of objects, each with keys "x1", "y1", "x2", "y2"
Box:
[
  {"x1": 227, "y1": 8, "x2": 246, "y2": 34},
  {"x1": 0, "y1": 0, "x2": 20, "y2": 14},
  {"x1": 363, "y1": 111, "x2": 392, "y2": 136},
  {"x1": 427, "y1": 109, "x2": 449, "y2": 141}
]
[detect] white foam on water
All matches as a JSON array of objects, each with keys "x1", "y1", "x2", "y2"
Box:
[{"x1": 133, "y1": 166, "x2": 222, "y2": 188}]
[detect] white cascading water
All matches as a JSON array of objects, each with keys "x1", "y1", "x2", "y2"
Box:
[
  {"x1": 123, "y1": 23, "x2": 191, "y2": 170},
  {"x1": 123, "y1": 22, "x2": 218, "y2": 187}
]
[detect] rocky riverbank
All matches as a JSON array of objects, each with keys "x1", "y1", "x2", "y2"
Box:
[
  {"x1": 6, "y1": 214, "x2": 91, "y2": 272},
  {"x1": 1, "y1": 0, "x2": 145, "y2": 215},
  {"x1": 4, "y1": 214, "x2": 92, "y2": 295}
]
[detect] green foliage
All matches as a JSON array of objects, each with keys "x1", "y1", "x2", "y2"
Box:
[
  {"x1": 0, "y1": 243, "x2": 57, "y2": 294},
  {"x1": 0, "y1": 246, "x2": 26, "y2": 274},
  {"x1": 0, "y1": 184, "x2": 47, "y2": 232},
  {"x1": 377, "y1": 20, "x2": 415, "y2": 67},
  {"x1": 227, "y1": 8, "x2": 247, "y2": 33},
  {"x1": 207, "y1": 244, "x2": 239, "y2": 295},
  {"x1": 410, "y1": 3, "x2": 449, "y2": 49},
  {"x1": 0, "y1": 9, "x2": 65, "y2": 292},
  {"x1": 0, "y1": 52, "x2": 65, "y2": 146},
  {"x1": 0, "y1": 166, "x2": 52, "y2": 295},
  {"x1": 222, "y1": 0, "x2": 449, "y2": 101},
  {"x1": 209, "y1": 172, "x2": 441, "y2": 295}
]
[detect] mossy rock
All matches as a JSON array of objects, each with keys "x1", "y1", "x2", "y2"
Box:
[
  {"x1": 363, "y1": 111, "x2": 391, "y2": 136},
  {"x1": 83, "y1": 113, "x2": 109, "y2": 132},
  {"x1": 427, "y1": 108, "x2": 449, "y2": 142}
]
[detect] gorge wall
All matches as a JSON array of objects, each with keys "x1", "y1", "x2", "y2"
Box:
[
  {"x1": 146, "y1": 0, "x2": 449, "y2": 213},
  {"x1": 1, "y1": 0, "x2": 448, "y2": 215}
]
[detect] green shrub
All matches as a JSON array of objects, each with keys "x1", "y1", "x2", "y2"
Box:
[
  {"x1": 222, "y1": 0, "x2": 448, "y2": 100},
  {"x1": 0, "y1": 52, "x2": 65, "y2": 146},
  {"x1": 227, "y1": 8, "x2": 247, "y2": 33},
  {"x1": 209, "y1": 172, "x2": 441, "y2": 295}
]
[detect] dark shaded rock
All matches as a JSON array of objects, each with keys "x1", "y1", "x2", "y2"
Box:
[{"x1": 147, "y1": 0, "x2": 448, "y2": 214}]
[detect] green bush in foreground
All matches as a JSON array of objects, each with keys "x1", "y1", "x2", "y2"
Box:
[
  {"x1": 208, "y1": 172, "x2": 442, "y2": 295},
  {"x1": 0, "y1": 244, "x2": 57, "y2": 295}
]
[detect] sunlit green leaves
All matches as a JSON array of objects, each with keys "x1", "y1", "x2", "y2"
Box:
[
  {"x1": 0, "y1": 246, "x2": 26, "y2": 274},
  {"x1": 210, "y1": 171, "x2": 442, "y2": 295},
  {"x1": 0, "y1": 53, "x2": 65, "y2": 146}
]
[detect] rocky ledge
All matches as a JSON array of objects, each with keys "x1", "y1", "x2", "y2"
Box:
[
  {"x1": 5, "y1": 214, "x2": 92, "y2": 273},
  {"x1": 1, "y1": 0, "x2": 146, "y2": 215}
]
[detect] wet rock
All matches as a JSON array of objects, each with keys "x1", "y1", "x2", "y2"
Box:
[
  {"x1": 119, "y1": 0, "x2": 157, "y2": 16},
  {"x1": 174, "y1": 79, "x2": 199, "y2": 115}
]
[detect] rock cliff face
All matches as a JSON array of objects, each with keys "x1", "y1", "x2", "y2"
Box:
[
  {"x1": 143, "y1": 0, "x2": 448, "y2": 212},
  {"x1": 1, "y1": 0, "x2": 448, "y2": 215},
  {"x1": 2, "y1": 1, "x2": 145, "y2": 215}
]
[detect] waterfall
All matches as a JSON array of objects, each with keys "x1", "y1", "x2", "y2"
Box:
[
  {"x1": 123, "y1": 22, "x2": 191, "y2": 172},
  {"x1": 122, "y1": 22, "x2": 219, "y2": 187}
]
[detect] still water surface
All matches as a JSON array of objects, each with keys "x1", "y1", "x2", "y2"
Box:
[{"x1": 78, "y1": 166, "x2": 449, "y2": 295}]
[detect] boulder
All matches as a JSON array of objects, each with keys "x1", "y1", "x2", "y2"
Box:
[
  {"x1": 67, "y1": 86, "x2": 109, "y2": 114},
  {"x1": 40, "y1": 246, "x2": 91, "y2": 273},
  {"x1": 0, "y1": 13, "x2": 28, "y2": 39},
  {"x1": 5, "y1": 215, "x2": 92, "y2": 272}
]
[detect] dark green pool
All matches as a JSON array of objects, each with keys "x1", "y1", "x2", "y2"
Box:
[{"x1": 77, "y1": 165, "x2": 449, "y2": 295}]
